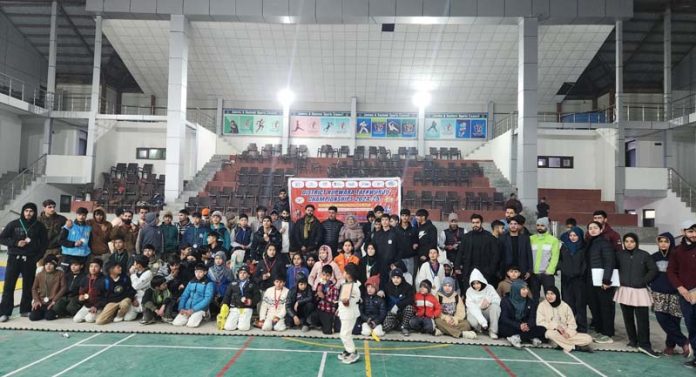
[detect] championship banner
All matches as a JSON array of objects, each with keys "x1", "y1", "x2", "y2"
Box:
[
  {"x1": 290, "y1": 111, "x2": 351, "y2": 138},
  {"x1": 223, "y1": 109, "x2": 283, "y2": 136},
  {"x1": 425, "y1": 113, "x2": 488, "y2": 140},
  {"x1": 288, "y1": 177, "x2": 401, "y2": 222},
  {"x1": 356, "y1": 113, "x2": 417, "y2": 139}
]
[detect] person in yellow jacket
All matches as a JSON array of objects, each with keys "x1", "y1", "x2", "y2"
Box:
[
  {"x1": 529, "y1": 217, "x2": 560, "y2": 300},
  {"x1": 536, "y1": 286, "x2": 593, "y2": 353}
]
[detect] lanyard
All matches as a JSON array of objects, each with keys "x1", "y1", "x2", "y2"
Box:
[
  {"x1": 19, "y1": 219, "x2": 31, "y2": 237},
  {"x1": 239, "y1": 280, "x2": 247, "y2": 297},
  {"x1": 274, "y1": 288, "x2": 282, "y2": 309},
  {"x1": 264, "y1": 257, "x2": 276, "y2": 273}
]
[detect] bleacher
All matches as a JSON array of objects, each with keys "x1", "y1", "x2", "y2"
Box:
[{"x1": 93, "y1": 163, "x2": 165, "y2": 212}]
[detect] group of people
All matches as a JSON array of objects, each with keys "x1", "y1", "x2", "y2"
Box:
[{"x1": 1, "y1": 191, "x2": 696, "y2": 367}]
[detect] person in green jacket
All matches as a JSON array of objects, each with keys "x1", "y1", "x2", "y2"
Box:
[
  {"x1": 161, "y1": 212, "x2": 180, "y2": 258},
  {"x1": 529, "y1": 217, "x2": 560, "y2": 300}
]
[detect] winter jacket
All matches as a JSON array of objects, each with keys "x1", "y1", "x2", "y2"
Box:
[
  {"x1": 650, "y1": 232, "x2": 676, "y2": 294},
  {"x1": 0, "y1": 204, "x2": 48, "y2": 258},
  {"x1": 222, "y1": 279, "x2": 260, "y2": 309},
  {"x1": 87, "y1": 216, "x2": 112, "y2": 256},
  {"x1": 499, "y1": 295, "x2": 537, "y2": 335},
  {"x1": 322, "y1": 219, "x2": 344, "y2": 252},
  {"x1": 360, "y1": 294, "x2": 387, "y2": 324},
  {"x1": 395, "y1": 223, "x2": 419, "y2": 259},
  {"x1": 440, "y1": 226, "x2": 466, "y2": 262},
  {"x1": 437, "y1": 292, "x2": 466, "y2": 324},
  {"x1": 32, "y1": 269, "x2": 66, "y2": 304},
  {"x1": 230, "y1": 225, "x2": 252, "y2": 250},
  {"x1": 585, "y1": 236, "x2": 616, "y2": 286},
  {"x1": 208, "y1": 268, "x2": 233, "y2": 298},
  {"x1": 142, "y1": 287, "x2": 172, "y2": 311},
  {"x1": 210, "y1": 223, "x2": 232, "y2": 251},
  {"x1": 178, "y1": 276, "x2": 214, "y2": 312},
  {"x1": 286, "y1": 265, "x2": 310, "y2": 290},
  {"x1": 413, "y1": 292, "x2": 441, "y2": 318},
  {"x1": 530, "y1": 232, "x2": 561, "y2": 275},
  {"x1": 337, "y1": 281, "x2": 361, "y2": 320},
  {"x1": 465, "y1": 269, "x2": 501, "y2": 329},
  {"x1": 315, "y1": 281, "x2": 339, "y2": 314},
  {"x1": 373, "y1": 228, "x2": 400, "y2": 268},
  {"x1": 536, "y1": 299, "x2": 579, "y2": 337},
  {"x1": 499, "y1": 232, "x2": 534, "y2": 277},
  {"x1": 457, "y1": 229, "x2": 500, "y2": 283},
  {"x1": 109, "y1": 223, "x2": 139, "y2": 252},
  {"x1": 667, "y1": 239, "x2": 696, "y2": 291},
  {"x1": 38, "y1": 212, "x2": 67, "y2": 251},
  {"x1": 97, "y1": 273, "x2": 136, "y2": 309},
  {"x1": 78, "y1": 273, "x2": 104, "y2": 308},
  {"x1": 308, "y1": 247, "x2": 343, "y2": 290},
  {"x1": 286, "y1": 286, "x2": 313, "y2": 317},
  {"x1": 161, "y1": 223, "x2": 179, "y2": 254},
  {"x1": 64, "y1": 271, "x2": 86, "y2": 298},
  {"x1": 136, "y1": 213, "x2": 163, "y2": 254},
  {"x1": 254, "y1": 254, "x2": 289, "y2": 291},
  {"x1": 183, "y1": 224, "x2": 209, "y2": 250},
  {"x1": 416, "y1": 261, "x2": 446, "y2": 293},
  {"x1": 559, "y1": 244, "x2": 587, "y2": 280},
  {"x1": 600, "y1": 223, "x2": 623, "y2": 253},
  {"x1": 59, "y1": 221, "x2": 92, "y2": 257},
  {"x1": 616, "y1": 248, "x2": 658, "y2": 289},
  {"x1": 259, "y1": 286, "x2": 289, "y2": 321},
  {"x1": 338, "y1": 222, "x2": 365, "y2": 252},
  {"x1": 416, "y1": 220, "x2": 438, "y2": 260},
  {"x1": 131, "y1": 269, "x2": 154, "y2": 306},
  {"x1": 384, "y1": 280, "x2": 415, "y2": 312},
  {"x1": 272, "y1": 197, "x2": 290, "y2": 214},
  {"x1": 249, "y1": 226, "x2": 282, "y2": 261},
  {"x1": 108, "y1": 250, "x2": 133, "y2": 273},
  {"x1": 291, "y1": 216, "x2": 323, "y2": 252}
]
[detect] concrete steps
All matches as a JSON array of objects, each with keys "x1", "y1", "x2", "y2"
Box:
[{"x1": 164, "y1": 154, "x2": 229, "y2": 212}]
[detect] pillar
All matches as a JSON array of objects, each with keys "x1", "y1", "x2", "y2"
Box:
[
  {"x1": 42, "y1": 0, "x2": 58, "y2": 155},
  {"x1": 281, "y1": 104, "x2": 290, "y2": 155},
  {"x1": 486, "y1": 101, "x2": 495, "y2": 141},
  {"x1": 417, "y1": 107, "x2": 426, "y2": 157},
  {"x1": 86, "y1": 15, "x2": 102, "y2": 170},
  {"x1": 516, "y1": 17, "x2": 539, "y2": 212},
  {"x1": 663, "y1": 7, "x2": 674, "y2": 169},
  {"x1": 164, "y1": 15, "x2": 189, "y2": 203},
  {"x1": 349, "y1": 96, "x2": 357, "y2": 153},
  {"x1": 216, "y1": 98, "x2": 223, "y2": 136},
  {"x1": 615, "y1": 20, "x2": 625, "y2": 213}
]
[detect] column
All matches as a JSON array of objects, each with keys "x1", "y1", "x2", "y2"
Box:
[
  {"x1": 416, "y1": 107, "x2": 426, "y2": 157},
  {"x1": 86, "y1": 15, "x2": 102, "y2": 180},
  {"x1": 663, "y1": 7, "x2": 674, "y2": 169},
  {"x1": 516, "y1": 17, "x2": 539, "y2": 212},
  {"x1": 42, "y1": 0, "x2": 58, "y2": 155},
  {"x1": 349, "y1": 96, "x2": 357, "y2": 153},
  {"x1": 164, "y1": 15, "x2": 189, "y2": 203},
  {"x1": 281, "y1": 105, "x2": 290, "y2": 155},
  {"x1": 615, "y1": 20, "x2": 625, "y2": 213},
  {"x1": 486, "y1": 101, "x2": 495, "y2": 141},
  {"x1": 216, "y1": 98, "x2": 223, "y2": 135}
]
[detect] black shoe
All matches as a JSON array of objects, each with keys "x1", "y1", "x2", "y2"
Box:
[
  {"x1": 401, "y1": 328, "x2": 410, "y2": 337},
  {"x1": 638, "y1": 347, "x2": 660, "y2": 359},
  {"x1": 684, "y1": 359, "x2": 696, "y2": 368},
  {"x1": 19, "y1": 312, "x2": 30, "y2": 318},
  {"x1": 627, "y1": 341, "x2": 637, "y2": 348},
  {"x1": 577, "y1": 345, "x2": 594, "y2": 353}
]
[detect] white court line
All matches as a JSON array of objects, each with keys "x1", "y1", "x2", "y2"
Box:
[
  {"x1": 51, "y1": 334, "x2": 136, "y2": 377},
  {"x1": 371, "y1": 352, "x2": 582, "y2": 365},
  {"x1": 565, "y1": 352, "x2": 608, "y2": 377},
  {"x1": 526, "y1": 348, "x2": 567, "y2": 377},
  {"x1": 0, "y1": 333, "x2": 102, "y2": 377},
  {"x1": 317, "y1": 352, "x2": 327, "y2": 377}
]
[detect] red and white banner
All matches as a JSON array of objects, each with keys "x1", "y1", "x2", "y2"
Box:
[{"x1": 288, "y1": 177, "x2": 401, "y2": 222}]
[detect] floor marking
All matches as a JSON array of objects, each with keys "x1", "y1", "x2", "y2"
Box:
[
  {"x1": 317, "y1": 352, "x2": 327, "y2": 377},
  {"x1": 526, "y1": 348, "x2": 566, "y2": 377},
  {"x1": 565, "y1": 352, "x2": 608, "y2": 377},
  {"x1": 364, "y1": 340, "x2": 372, "y2": 377},
  {"x1": 282, "y1": 337, "x2": 451, "y2": 351},
  {"x1": 483, "y1": 345, "x2": 517, "y2": 377},
  {"x1": 215, "y1": 336, "x2": 254, "y2": 377},
  {"x1": 51, "y1": 334, "x2": 135, "y2": 377},
  {"x1": 0, "y1": 333, "x2": 101, "y2": 377},
  {"x1": 370, "y1": 352, "x2": 582, "y2": 365}
]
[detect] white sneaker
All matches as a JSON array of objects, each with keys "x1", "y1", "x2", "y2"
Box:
[
  {"x1": 507, "y1": 335, "x2": 522, "y2": 349},
  {"x1": 462, "y1": 331, "x2": 477, "y2": 339},
  {"x1": 113, "y1": 316, "x2": 124, "y2": 323},
  {"x1": 337, "y1": 351, "x2": 349, "y2": 361},
  {"x1": 532, "y1": 338, "x2": 542, "y2": 347},
  {"x1": 434, "y1": 329, "x2": 443, "y2": 336},
  {"x1": 490, "y1": 332, "x2": 499, "y2": 340},
  {"x1": 341, "y1": 352, "x2": 360, "y2": 364}
]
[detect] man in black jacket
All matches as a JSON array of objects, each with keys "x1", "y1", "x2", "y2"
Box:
[
  {"x1": 291, "y1": 204, "x2": 323, "y2": 256},
  {"x1": 0, "y1": 202, "x2": 48, "y2": 321},
  {"x1": 499, "y1": 215, "x2": 533, "y2": 283},
  {"x1": 395, "y1": 209, "x2": 418, "y2": 276},
  {"x1": 455, "y1": 214, "x2": 500, "y2": 288},
  {"x1": 373, "y1": 215, "x2": 400, "y2": 271},
  {"x1": 415, "y1": 209, "x2": 437, "y2": 264},
  {"x1": 321, "y1": 206, "x2": 343, "y2": 253},
  {"x1": 272, "y1": 189, "x2": 290, "y2": 214},
  {"x1": 37, "y1": 199, "x2": 66, "y2": 258},
  {"x1": 440, "y1": 212, "x2": 466, "y2": 264}
]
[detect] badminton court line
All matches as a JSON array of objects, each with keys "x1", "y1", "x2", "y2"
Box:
[
  {"x1": 51, "y1": 334, "x2": 136, "y2": 377},
  {"x1": 0, "y1": 333, "x2": 102, "y2": 377},
  {"x1": 317, "y1": 352, "x2": 327, "y2": 377},
  {"x1": 565, "y1": 352, "x2": 608, "y2": 377},
  {"x1": 525, "y1": 348, "x2": 566, "y2": 377}
]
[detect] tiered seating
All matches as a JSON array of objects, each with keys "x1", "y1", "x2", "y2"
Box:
[
  {"x1": 538, "y1": 189, "x2": 637, "y2": 226},
  {"x1": 93, "y1": 163, "x2": 164, "y2": 212}
]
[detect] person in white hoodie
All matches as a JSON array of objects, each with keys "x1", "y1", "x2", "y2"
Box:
[
  {"x1": 130, "y1": 255, "x2": 153, "y2": 317},
  {"x1": 337, "y1": 264, "x2": 362, "y2": 365},
  {"x1": 465, "y1": 268, "x2": 501, "y2": 339}
]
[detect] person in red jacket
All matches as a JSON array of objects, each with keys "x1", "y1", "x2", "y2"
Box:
[
  {"x1": 667, "y1": 221, "x2": 696, "y2": 368},
  {"x1": 407, "y1": 279, "x2": 441, "y2": 335},
  {"x1": 591, "y1": 211, "x2": 622, "y2": 252}
]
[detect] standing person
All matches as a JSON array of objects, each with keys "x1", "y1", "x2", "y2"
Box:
[
  {"x1": 651, "y1": 232, "x2": 690, "y2": 356},
  {"x1": 272, "y1": 189, "x2": 290, "y2": 214},
  {"x1": 87, "y1": 208, "x2": 112, "y2": 262},
  {"x1": 274, "y1": 209, "x2": 291, "y2": 255},
  {"x1": 0, "y1": 202, "x2": 48, "y2": 321},
  {"x1": 529, "y1": 217, "x2": 560, "y2": 300},
  {"x1": 499, "y1": 215, "x2": 533, "y2": 285},
  {"x1": 373, "y1": 215, "x2": 400, "y2": 277},
  {"x1": 249, "y1": 206, "x2": 267, "y2": 233},
  {"x1": 37, "y1": 199, "x2": 66, "y2": 258},
  {"x1": 505, "y1": 193, "x2": 523, "y2": 215},
  {"x1": 585, "y1": 221, "x2": 616, "y2": 344},
  {"x1": 501, "y1": 205, "x2": 518, "y2": 231},
  {"x1": 322, "y1": 206, "x2": 344, "y2": 254},
  {"x1": 537, "y1": 197, "x2": 550, "y2": 219},
  {"x1": 667, "y1": 221, "x2": 696, "y2": 368},
  {"x1": 160, "y1": 211, "x2": 180, "y2": 258},
  {"x1": 231, "y1": 214, "x2": 252, "y2": 261},
  {"x1": 136, "y1": 206, "x2": 149, "y2": 227},
  {"x1": 490, "y1": 220, "x2": 505, "y2": 239},
  {"x1": 614, "y1": 233, "x2": 659, "y2": 357},
  {"x1": 209, "y1": 211, "x2": 231, "y2": 251},
  {"x1": 136, "y1": 212, "x2": 163, "y2": 255},
  {"x1": 337, "y1": 264, "x2": 362, "y2": 364},
  {"x1": 175, "y1": 209, "x2": 192, "y2": 241},
  {"x1": 415, "y1": 209, "x2": 438, "y2": 266},
  {"x1": 110, "y1": 209, "x2": 138, "y2": 253},
  {"x1": 591, "y1": 210, "x2": 622, "y2": 252},
  {"x1": 338, "y1": 215, "x2": 365, "y2": 253},
  {"x1": 559, "y1": 226, "x2": 588, "y2": 333},
  {"x1": 395, "y1": 209, "x2": 418, "y2": 276},
  {"x1": 361, "y1": 211, "x2": 377, "y2": 245},
  {"x1": 308, "y1": 245, "x2": 343, "y2": 290},
  {"x1": 334, "y1": 240, "x2": 360, "y2": 274},
  {"x1": 456, "y1": 214, "x2": 500, "y2": 288},
  {"x1": 29, "y1": 255, "x2": 65, "y2": 321},
  {"x1": 499, "y1": 280, "x2": 545, "y2": 348},
  {"x1": 182, "y1": 212, "x2": 209, "y2": 255},
  {"x1": 536, "y1": 286, "x2": 593, "y2": 353},
  {"x1": 291, "y1": 204, "x2": 323, "y2": 257},
  {"x1": 439, "y1": 213, "x2": 465, "y2": 264},
  {"x1": 59, "y1": 207, "x2": 92, "y2": 267}
]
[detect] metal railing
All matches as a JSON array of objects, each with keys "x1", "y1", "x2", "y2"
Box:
[
  {"x1": 187, "y1": 108, "x2": 216, "y2": 130},
  {"x1": 0, "y1": 154, "x2": 47, "y2": 209},
  {"x1": 668, "y1": 168, "x2": 696, "y2": 212},
  {"x1": 0, "y1": 71, "x2": 50, "y2": 108}
]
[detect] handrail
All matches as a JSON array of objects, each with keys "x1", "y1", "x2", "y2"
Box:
[
  {"x1": 0, "y1": 154, "x2": 48, "y2": 207},
  {"x1": 667, "y1": 168, "x2": 696, "y2": 211}
]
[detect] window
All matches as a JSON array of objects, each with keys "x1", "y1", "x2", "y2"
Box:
[
  {"x1": 537, "y1": 156, "x2": 573, "y2": 169},
  {"x1": 136, "y1": 148, "x2": 166, "y2": 160}
]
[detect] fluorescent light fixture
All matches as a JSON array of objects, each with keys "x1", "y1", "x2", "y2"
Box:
[
  {"x1": 412, "y1": 91, "x2": 432, "y2": 108},
  {"x1": 277, "y1": 88, "x2": 295, "y2": 107}
]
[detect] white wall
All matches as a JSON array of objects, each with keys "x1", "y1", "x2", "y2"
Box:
[
  {"x1": 45, "y1": 155, "x2": 92, "y2": 184},
  {"x1": 0, "y1": 12, "x2": 46, "y2": 92},
  {"x1": 490, "y1": 129, "x2": 513, "y2": 181},
  {"x1": 19, "y1": 118, "x2": 45, "y2": 170},
  {"x1": 634, "y1": 140, "x2": 664, "y2": 168},
  {"x1": 196, "y1": 125, "x2": 217, "y2": 171},
  {"x1": 537, "y1": 130, "x2": 598, "y2": 191},
  {"x1": 624, "y1": 190, "x2": 694, "y2": 235},
  {"x1": 0, "y1": 110, "x2": 22, "y2": 175},
  {"x1": 625, "y1": 168, "x2": 668, "y2": 191}
]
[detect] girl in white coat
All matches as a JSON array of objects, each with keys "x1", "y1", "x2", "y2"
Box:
[{"x1": 465, "y1": 268, "x2": 502, "y2": 339}]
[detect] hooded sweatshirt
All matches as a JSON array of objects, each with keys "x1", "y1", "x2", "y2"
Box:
[
  {"x1": 650, "y1": 232, "x2": 677, "y2": 294},
  {"x1": 87, "y1": 208, "x2": 112, "y2": 255},
  {"x1": 308, "y1": 246, "x2": 343, "y2": 290},
  {"x1": 136, "y1": 212, "x2": 163, "y2": 254},
  {"x1": 667, "y1": 235, "x2": 696, "y2": 290},
  {"x1": 0, "y1": 203, "x2": 48, "y2": 258},
  {"x1": 465, "y1": 268, "x2": 501, "y2": 328}
]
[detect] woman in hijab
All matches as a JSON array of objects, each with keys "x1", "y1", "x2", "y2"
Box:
[
  {"x1": 499, "y1": 280, "x2": 546, "y2": 348},
  {"x1": 537, "y1": 286, "x2": 593, "y2": 353},
  {"x1": 207, "y1": 251, "x2": 232, "y2": 317},
  {"x1": 559, "y1": 226, "x2": 588, "y2": 332},
  {"x1": 434, "y1": 277, "x2": 476, "y2": 339},
  {"x1": 338, "y1": 215, "x2": 365, "y2": 252}
]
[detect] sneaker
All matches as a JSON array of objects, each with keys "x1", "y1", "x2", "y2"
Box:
[
  {"x1": 341, "y1": 352, "x2": 360, "y2": 365},
  {"x1": 593, "y1": 335, "x2": 613, "y2": 344},
  {"x1": 163, "y1": 317, "x2": 173, "y2": 323},
  {"x1": 19, "y1": 312, "x2": 29, "y2": 318},
  {"x1": 140, "y1": 319, "x2": 155, "y2": 325},
  {"x1": 638, "y1": 347, "x2": 661, "y2": 359},
  {"x1": 684, "y1": 359, "x2": 696, "y2": 368},
  {"x1": 663, "y1": 346, "x2": 675, "y2": 356},
  {"x1": 507, "y1": 335, "x2": 522, "y2": 349},
  {"x1": 301, "y1": 325, "x2": 310, "y2": 333},
  {"x1": 489, "y1": 332, "x2": 499, "y2": 340},
  {"x1": 626, "y1": 341, "x2": 638, "y2": 348},
  {"x1": 461, "y1": 331, "x2": 477, "y2": 340},
  {"x1": 337, "y1": 351, "x2": 350, "y2": 361},
  {"x1": 401, "y1": 328, "x2": 410, "y2": 337},
  {"x1": 532, "y1": 338, "x2": 542, "y2": 347},
  {"x1": 0, "y1": 315, "x2": 8, "y2": 323},
  {"x1": 113, "y1": 316, "x2": 124, "y2": 323},
  {"x1": 434, "y1": 329, "x2": 443, "y2": 336}
]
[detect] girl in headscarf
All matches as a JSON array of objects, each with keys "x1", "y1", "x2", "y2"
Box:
[
  {"x1": 536, "y1": 286, "x2": 593, "y2": 353},
  {"x1": 499, "y1": 280, "x2": 546, "y2": 348},
  {"x1": 307, "y1": 245, "x2": 343, "y2": 290},
  {"x1": 434, "y1": 277, "x2": 476, "y2": 339},
  {"x1": 338, "y1": 215, "x2": 365, "y2": 252},
  {"x1": 559, "y1": 226, "x2": 588, "y2": 332},
  {"x1": 585, "y1": 221, "x2": 616, "y2": 344},
  {"x1": 207, "y1": 251, "x2": 232, "y2": 317}
]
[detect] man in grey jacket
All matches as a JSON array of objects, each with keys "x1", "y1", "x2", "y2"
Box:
[{"x1": 136, "y1": 212, "x2": 164, "y2": 255}]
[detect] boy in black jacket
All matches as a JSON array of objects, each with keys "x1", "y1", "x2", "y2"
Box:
[
  {"x1": 141, "y1": 275, "x2": 174, "y2": 324},
  {"x1": 221, "y1": 265, "x2": 259, "y2": 331},
  {"x1": 0, "y1": 202, "x2": 48, "y2": 321},
  {"x1": 54, "y1": 259, "x2": 86, "y2": 317},
  {"x1": 358, "y1": 275, "x2": 386, "y2": 337},
  {"x1": 285, "y1": 274, "x2": 314, "y2": 332},
  {"x1": 95, "y1": 262, "x2": 138, "y2": 325},
  {"x1": 382, "y1": 268, "x2": 415, "y2": 336}
]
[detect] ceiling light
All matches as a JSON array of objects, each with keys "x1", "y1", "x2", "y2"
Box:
[
  {"x1": 412, "y1": 91, "x2": 432, "y2": 108},
  {"x1": 277, "y1": 88, "x2": 295, "y2": 107}
]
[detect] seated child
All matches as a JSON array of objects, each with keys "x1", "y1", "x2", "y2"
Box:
[
  {"x1": 408, "y1": 279, "x2": 441, "y2": 335},
  {"x1": 172, "y1": 263, "x2": 214, "y2": 328},
  {"x1": 259, "y1": 275, "x2": 289, "y2": 332},
  {"x1": 536, "y1": 287, "x2": 593, "y2": 353},
  {"x1": 30, "y1": 255, "x2": 65, "y2": 321},
  {"x1": 285, "y1": 273, "x2": 314, "y2": 331},
  {"x1": 95, "y1": 262, "x2": 138, "y2": 325},
  {"x1": 497, "y1": 265, "x2": 522, "y2": 298},
  {"x1": 465, "y1": 268, "x2": 501, "y2": 339},
  {"x1": 499, "y1": 280, "x2": 546, "y2": 348},
  {"x1": 359, "y1": 275, "x2": 386, "y2": 337},
  {"x1": 74, "y1": 258, "x2": 104, "y2": 323},
  {"x1": 311, "y1": 265, "x2": 340, "y2": 334},
  {"x1": 141, "y1": 275, "x2": 175, "y2": 324},
  {"x1": 286, "y1": 253, "x2": 310, "y2": 290},
  {"x1": 130, "y1": 255, "x2": 154, "y2": 313},
  {"x1": 208, "y1": 251, "x2": 232, "y2": 316},
  {"x1": 382, "y1": 268, "x2": 415, "y2": 336},
  {"x1": 435, "y1": 277, "x2": 476, "y2": 339},
  {"x1": 54, "y1": 259, "x2": 85, "y2": 318},
  {"x1": 221, "y1": 265, "x2": 259, "y2": 331}
]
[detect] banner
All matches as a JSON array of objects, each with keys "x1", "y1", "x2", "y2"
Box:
[
  {"x1": 223, "y1": 109, "x2": 283, "y2": 136},
  {"x1": 356, "y1": 113, "x2": 417, "y2": 139},
  {"x1": 425, "y1": 113, "x2": 488, "y2": 140},
  {"x1": 290, "y1": 111, "x2": 351, "y2": 137},
  {"x1": 288, "y1": 177, "x2": 401, "y2": 222}
]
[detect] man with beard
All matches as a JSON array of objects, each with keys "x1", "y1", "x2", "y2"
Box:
[
  {"x1": 291, "y1": 204, "x2": 323, "y2": 256},
  {"x1": 500, "y1": 205, "x2": 518, "y2": 232},
  {"x1": 0, "y1": 203, "x2": 48, "y2": 321},
  {"x1": 110, "y1": 209, "x2": 138, "y2": 253},
  {"x1": 87, "y1": 207, "x2": 112, "y2": 262},
  {"x1": 395, "y1": 209, "x2": 418, "y2": 276},
  {"x1": 176, "y1": 209, "x2": 192, "y2": 241},
  {"x1": 439, "y1": 213, "x2": 466, "y2": 264},
  {"x1": 528, "y1": 217, "x2": 560, "y2": 300},
  {"x1": 136, "y1": 212, "x2": 163, "y2": 255},
  {"x1": 272, "y1": 189, "x2": 290, "y2": 214},
  {"x1": 499, "y1": 215, "x2": 533, "y2": 284},
  {"x1": 321, "y1": 206, "x2": 343, "y2": 253},
  {"x1": 455, "y1": 214, "x2": 499, "y2": 288},
  {"x1": 667, "y1": 221, "x2": 696, "y2": 368},
  {"x1": 38, "y1": 199, "x2": 66, "y2": 258}
]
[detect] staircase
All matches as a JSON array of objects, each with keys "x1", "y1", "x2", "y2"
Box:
[
  {"x1": 0, "y1": 155, "x2": 47, "y2": 211},
  {"x1": 668, "y1": 168, "x2": 696, "y2": 213},
  {"x1": 164, "y1": 154, "x2": 230, "y2": 212}
]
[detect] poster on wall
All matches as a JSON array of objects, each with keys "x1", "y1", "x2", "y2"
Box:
[
  {"x1": 288, "y1": 177, "x2": 401, "y2": 222},
  {"x1": 290, "y1": 111, "x2": 351, "y2": 137},
  {"x1": 223, "y1": 109, "x2": 283, "y2": 136},
  {"x1": 356, "y1": 113, "x2": 417, "y2": 139},
  {"x1": 425, "y1": 113, "x2": 487, "y2": 140}
]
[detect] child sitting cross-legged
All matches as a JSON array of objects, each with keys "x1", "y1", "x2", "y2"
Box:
[
  {"x1": 408, "y1": 279, "x2": 441, "y2": 335},
  {"x1": 435, "y1": 277, "x2": 476, "y2": 339},
  {"x1": 536, "y1": 287, "x2": 593, "y2": 353}
]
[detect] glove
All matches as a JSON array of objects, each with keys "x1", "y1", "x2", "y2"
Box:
[{"x1": 216, "y1": 304, "x2": 230, "y2": 330}]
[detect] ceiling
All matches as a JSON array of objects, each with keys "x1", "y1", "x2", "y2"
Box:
[{"x1": 103, "y1": 20, "x2": 612, "y2": 107}]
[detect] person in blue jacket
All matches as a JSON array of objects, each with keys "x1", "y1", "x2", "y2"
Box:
[
  {"x1": 173, "y1": 263, "x2": 213, "y2": 328},
  {"x1": 59, "y1": 207, "x2": 92, "y2": 268},
  {"x1": 182, "y1": 212, "x2": 209, "y2": 253}
]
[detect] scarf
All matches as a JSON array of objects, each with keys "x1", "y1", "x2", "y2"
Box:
[
  {"x1": 560, "y1": 226, "x2": 584, "y2": 255},
  {"x1": 439, "y1": 277, "x2": 456, "y2": 298},
  {"x1": 509, "y1": 280, "x2": 528, "y2": 321},
  {"x1": 303, "y1": 215, "x2": 315, "y2": 239},
  {"x1": 209, "y1": 252, "x2": 229, "y2": 283},
  {"x1": 345, "y1": 216, "x2": 361, "y2": 231},
  {"x1": 547, "y1": 286, "x2": 562, "y2": 308}
]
